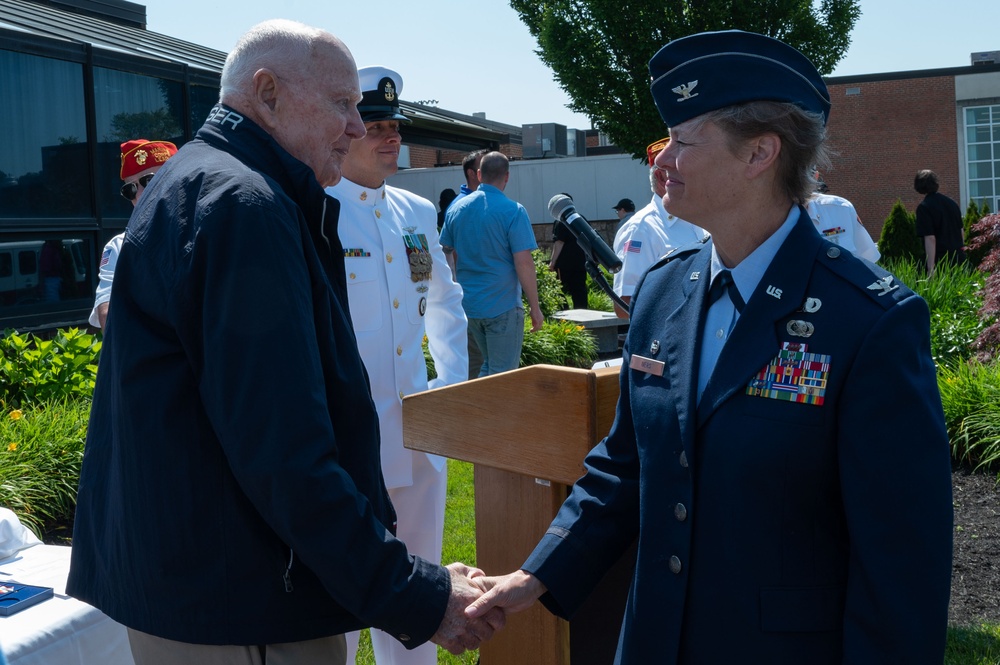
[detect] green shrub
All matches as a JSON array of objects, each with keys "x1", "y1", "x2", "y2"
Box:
[
  {"x1": 520, "y1": 319, "x2": 597, "y2": 369},
  {"x1": 586, "y1": 268, "x2": 615, "y2": 312},
  {"x1": 0, "y1": 328, "x2": 101, "y2": 408},
  {"x1": 878, "y1": 200, "x2": 923, "y2": 264},
  {"x1": 882, "y1": 258, "x2": 987, "y2": 365},
  {"x1": 531, "y1": 249, "x2": 569, "y2": 317},
  {"x1": 937, "y1": 360, "x2": 1000, "y2": 471},
  {"x1": 0, "y1": 399, "x2": 90, "y2": 537}
]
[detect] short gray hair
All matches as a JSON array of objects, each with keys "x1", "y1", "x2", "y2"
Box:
[
  {"x1": 220, "y1": 20, "x2": 324, "y2": 102},
  {"x1": 701, "y1": 101, "x2": 830, "y2": 204},
  {"x1": 478, "y1": 151, "x2": 509, "y2": 184}
]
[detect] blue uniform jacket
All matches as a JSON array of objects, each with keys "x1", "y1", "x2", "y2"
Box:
[
  {"x1": 67, "y1": 106, "x2": 449, "y2": 646},
  {"x1": 524, "y1": 209, "x2": 953, "y2": 664}
]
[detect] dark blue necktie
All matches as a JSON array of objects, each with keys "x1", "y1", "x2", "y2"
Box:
[{"x1": 707, "y1": 269, "x2": 744, "y2": 313}]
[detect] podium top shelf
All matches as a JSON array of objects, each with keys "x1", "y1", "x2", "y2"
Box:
[{"x1": 403, "y1": 364, "x2": 620, "y2": 486}]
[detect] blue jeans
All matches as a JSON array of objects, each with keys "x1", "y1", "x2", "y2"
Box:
[{"x1": 468, "y1": 307, "x2": 525, "y2": 377}]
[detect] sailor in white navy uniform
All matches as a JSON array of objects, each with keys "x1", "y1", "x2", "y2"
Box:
[
  {"x1": 327, "y1": 66, "x2": 468, "y2": 665},
  {"x1": 805, "y1": 191, "x2": 880, "y2": 262}
]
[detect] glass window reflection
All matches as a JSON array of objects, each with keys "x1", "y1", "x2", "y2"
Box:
[
  {"x1": 0, "y1": 50, "x2": 89, "y2": 218},
  {"x1": 94, "y1": 67, "x2": 185, "y2": 218},
  {"x1": 0, "y1": 237, "x2": 93, "y2": 308}
]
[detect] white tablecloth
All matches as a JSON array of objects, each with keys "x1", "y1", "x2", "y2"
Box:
[{"x1": 0, "y1": 544, "x2": 133, "y2": 665}]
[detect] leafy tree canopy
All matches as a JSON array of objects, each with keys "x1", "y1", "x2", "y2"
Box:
[{"x1": 511, "y1": 0, "x2": 861, "y2": 159}]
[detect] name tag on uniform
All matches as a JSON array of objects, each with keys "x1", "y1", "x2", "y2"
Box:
[{"x1": 629, "y1": 354, "x2": 665, "y2": 376}]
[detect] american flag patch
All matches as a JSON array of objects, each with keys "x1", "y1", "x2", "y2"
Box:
[
  {"x1": 100, "y1": 249, "x2": 112, "y2": 267},
  {"x1": 625, "y1": 240, "x2": 642, "y2": 254},
  {"x1": 746, "y1": 348, "x2": 831, "y2": 405}
]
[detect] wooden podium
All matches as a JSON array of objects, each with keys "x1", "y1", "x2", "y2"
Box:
[{"x1": 403, "y1": 364, "x2": 632, "y2": 665}]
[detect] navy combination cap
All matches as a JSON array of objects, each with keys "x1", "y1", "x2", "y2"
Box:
[
  {"x1": 357, "y1": 66, "x2": 410, "y2": 124},
  {"x1": 648, "y1": 30, "x2": 831, "y2": 128}
]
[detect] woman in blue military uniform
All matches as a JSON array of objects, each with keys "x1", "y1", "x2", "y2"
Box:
[{"x1": 468, "y1": 30, "x2": 954, "y2": 665}]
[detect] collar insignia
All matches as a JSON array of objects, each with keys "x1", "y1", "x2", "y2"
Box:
[{"x1": 867, "y1": 276, "x2": 899, "y2": 296}]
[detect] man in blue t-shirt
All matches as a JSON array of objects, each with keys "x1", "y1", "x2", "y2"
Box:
[{"x1": 441, "y1": 151, "x2": 543, "y2": 376}]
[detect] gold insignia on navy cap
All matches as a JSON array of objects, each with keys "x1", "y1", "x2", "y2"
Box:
[
  {"x1": 358, "y1": 65, "x2": 410, "y2": 124},
  {"x1": 382, "y1": 77, "x2": 396, "y2": 103},
  {"x1": 648, "y1": 30, "x2": 831, "y2": 128}
]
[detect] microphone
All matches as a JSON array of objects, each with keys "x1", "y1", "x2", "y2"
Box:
[{"x1": 547, "y1": 194, "x2": 623, "y2": 273}]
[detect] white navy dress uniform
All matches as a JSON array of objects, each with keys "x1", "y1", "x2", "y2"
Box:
[
  {"x1": 805, "y1": 193, "x2": 880, "y2": 262},
  {"x1": 612, "y1": 193, "x2": 708, "y2": 300},
  {"x1": 327, "y1": 65, "x2": 468, "y2": 665}
]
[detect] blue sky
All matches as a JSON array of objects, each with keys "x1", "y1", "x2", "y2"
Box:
[{"x1": 147, "y1": 0, "x2": 1000, "y2": 130}]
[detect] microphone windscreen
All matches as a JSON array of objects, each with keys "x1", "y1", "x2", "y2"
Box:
[{"x1": 547, "y1": 194, "x2": 574, "y2": 221}]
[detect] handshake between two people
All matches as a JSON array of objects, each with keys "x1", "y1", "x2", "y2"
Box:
[{"x1": 429, "y1": 564, "x2": 548, "y2": 655}]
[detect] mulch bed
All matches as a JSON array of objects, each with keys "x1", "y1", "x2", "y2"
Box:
[{"x1": 950, "y1": 466, "x2": 1000, "y2": 626}]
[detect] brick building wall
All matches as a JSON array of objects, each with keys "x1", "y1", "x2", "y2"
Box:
[{"x1": 825, "y1": 74, "x2": 959, "y2": 241}]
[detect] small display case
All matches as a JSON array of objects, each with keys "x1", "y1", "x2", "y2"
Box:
[{"x1": 0, "y1": 581, "x2": 54, "y2": 616}]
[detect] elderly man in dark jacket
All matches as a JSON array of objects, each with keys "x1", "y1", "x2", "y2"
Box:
[{"x1": 67, "y1": 19, "x2": 500, "y2": 665}]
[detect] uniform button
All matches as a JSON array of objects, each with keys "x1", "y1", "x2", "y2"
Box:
[
  {"x1": 715, "y1": 328, "x2": 724, "y2": 339},
  {"x1": 398, "y1": 634, "x2": 410, "y2": 642},
  {"x1": 669, "y1": 556, "x2": 682, "y2": 574},
  {"x1": 396, "y1": 345, "x2": 403, "y2": 356},
  {"x1": 826, "y1": 246, "x2": 841, "y2": 259},
  {"x1": 386, "y1": 253, "x2": 393, "y2": 263},
  {"x1": 349, "y1": 273, "x2": 356, "y2": 280},
  {"x1": 399, "y1": 390, "x2": 405, "y2": 400},
  {"x1": 375, "y1": 209, "x2": 382, "y2": 219},
  {"x1": 679, "y1": 451, "x2": 688, "y2": 468},
  {"x1": 359, "y1": 191, "x2": 367, "y2": 201},
  {"x1": 393, "y1": 298, "x2": 399, "y2": 309},
  {"x1": 674, "y1": 503, "x2": 687, "y2": 521}
]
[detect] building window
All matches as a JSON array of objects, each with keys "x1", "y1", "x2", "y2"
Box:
[
  {"x1": 191, "y1": 84, "x2": 219, "y2": 132},
  {"x1": 93, "y1": 67, "x2": 185, "y2": 218},
  {"x1": 965, "y1": 105, "x2": 1000, "y2": 211},
  {"x1": 0, "y1": 49, "x2": 89, "y2": 218}
]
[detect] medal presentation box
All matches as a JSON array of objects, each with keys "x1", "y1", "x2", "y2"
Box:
[
  {"x1": 0, "y1": 582, "x2": 53, "y2": 616},
  {"x1": 403, "y1": 364, "x2": 633, "y2": 665}
]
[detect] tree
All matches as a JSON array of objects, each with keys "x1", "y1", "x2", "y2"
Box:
[
  {"x1": 878, "y1": 199, "x2": 922, "y2": 265},
  {"x1": 510, "y1": 0, "x2": 861, "y2": 159}
]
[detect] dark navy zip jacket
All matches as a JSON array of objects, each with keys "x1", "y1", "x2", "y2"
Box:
[{"x1": 67, "y1": 105, "x2": 449, "y2": 646}]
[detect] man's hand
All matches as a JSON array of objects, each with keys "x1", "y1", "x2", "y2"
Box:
[
  {"x1": 430, "y1": 563, "x2": 507, "y2": 654},
  {"x1": 528, "y1": 304, "x2": 544, "y2": 333},
  {"x1": 465, "y1": 570, "x2": 546, "y2": 619}
]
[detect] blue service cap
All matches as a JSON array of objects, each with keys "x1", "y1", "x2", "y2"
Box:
[
  {"x1": 648, "y1": 30, "x2": 831, "y2": 128},
  {"x1": 357, "y1": 66, "x2": 410, "y2": 124}
]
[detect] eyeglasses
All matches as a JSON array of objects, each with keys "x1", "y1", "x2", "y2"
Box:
[
  {"x1": 646, "y1": 137, "x2": 670, "y2": 167},
  {"x1": 120, "y1": 173, "x2": 156, "y2": 201}
]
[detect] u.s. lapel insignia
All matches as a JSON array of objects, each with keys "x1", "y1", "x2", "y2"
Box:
[
  {"x1": 787, "y1": 320, "x2": 815, "y2": 338},
  {"x1": 690, "y1": 271, "x2": 701, "y2": 281},
  {"x1": 650, "y1": 340, "x2": 660, "y2": 354},
  {"x1": 766, "y1": 285, "x2": 782, "y2": 300},
  {"x1": 672, "y1": 81, "x2": 699, "y2": 101},
  {"x1": 800, "y1": 297, "x2": 822, "y2": 313},
  {"x1": 867, "y1": 275, "x2": 899, "y2": 296}
]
